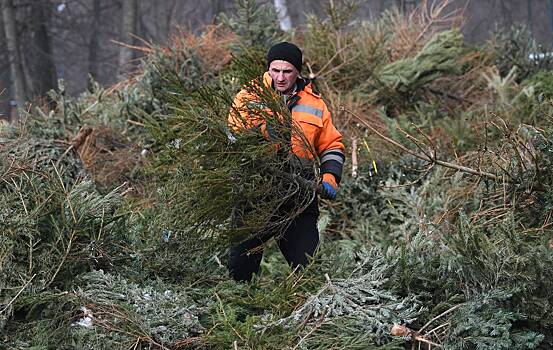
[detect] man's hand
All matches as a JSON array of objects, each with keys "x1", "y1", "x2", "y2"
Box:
[{"x1": 320, "y1": 173, "x2": 338, "y2": 200}]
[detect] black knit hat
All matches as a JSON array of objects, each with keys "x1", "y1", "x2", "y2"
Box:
[{"x1": 267, "y1": 42, "x2": 303, "y2": 72}]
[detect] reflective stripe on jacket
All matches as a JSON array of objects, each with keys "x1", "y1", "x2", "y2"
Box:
[{"x1": 229, "y1": 72, "x2": 345, "y2": 183}]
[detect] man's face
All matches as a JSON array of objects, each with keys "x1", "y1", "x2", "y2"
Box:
[{"x1": 268, "y1": 60, "x2": 299, "y2": 94}]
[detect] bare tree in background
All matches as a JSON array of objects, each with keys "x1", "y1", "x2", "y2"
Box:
[
  {"x1": 138, "y1": 0, "x2": 177, "y2": 43},
  {"x1": 2, "y1": 0, "x2": 27, "y2": 118},
  {"x1": 26, "y1": 1, "x2": 57, "y2": 97},
  {"x1": 549, "y1": 0, "x2": 553, "y2": 42},
  {"x1": 274, "y1": 0, "x2": 292, "y2": 31},
  {"x1": 2, "y1": 0, "x2": 553, "y2": 122},
  {"x1": 379, "y1": 0, "x2": 387, "y2": 12},
  {"x1": 527, "y1": 0, "x2": 533, "y2": 35},
  {"x1": 396, "y1": 0, "x2": 417, "y2": 13},
  {"x1": 88, "y1": 0, "x2": 101, "y2": 84},
  {"x1": 118, "y1": 0, "x2": 137, "y2": 78},
  {"x1": 211, "y1": 0, "x2": 225, "y2": 20}
]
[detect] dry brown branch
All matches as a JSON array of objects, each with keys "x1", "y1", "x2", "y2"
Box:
[
  {"x1": 182, "y1": 25, "x2": 236, "y2": 71},
  {"x1": 392, "y1": 303, "x2": 465, "y2": 349},
  {"x1": 417, "y1": 303, "x2": 464, "y2": 335},
  {"x1": 172, "y1": 337, "x2": 203, "y2": 350},
  {"x1": 110, "y1": 39, "x2": 154, "y2": 54},
  {"x1": 342, "y1": 106, "x2": 505, "y2": 182},
  {"x1": 85, "y1": 303, "x2": 171, "y2": 350},
  {"x1": 391, "y1": 324, "x2": 444, "y2": 349},
  {"x1": 0, "y1": 274, "x2": 36, "y2": 314},
  {"x1": 292, "y1": 306, "x2": 329, "y2": 350},
  {"x1": 380, "y1": 163, "x2": 435, "y2": 189},
  {"x1": 412, "y1": 123, "x2": 437, "y2": 155},
  {"x1": 407, "y1": 0, "x2": 463, "y2": 53},
  {"x1": 56, "y1": 125, "x2": 93, "y2": 167},
  {"x1": 77, "y1": 126, "x2": 144, "y2": 191},
  {"x1": 313, "y1": 43, "x2": 353, "y2": 78},
  {"x1": 398, "y1": 126, "x2": 434, "y2": 160},
  {"x1": 387, "y1": 0, "x2": 463, "y2": 61}
]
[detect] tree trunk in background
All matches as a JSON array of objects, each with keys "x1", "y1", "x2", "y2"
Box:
[
  {"x1": 395, "y1": 0, "x2": 417, "y2": 13},
  {"x1": 403, "y1": 0, "x2": 417, "y2": 13},
  {"x1": 118, "y1": 0, "x2": 137, "y2": 79},
  {"x1": 2, "y1": 0, "x2": 27, "y2": 117},
  {"x1": 274, "y1": 0, "x2": 292, "y2": 32},
  {"x1": 395, "y1": 0, "x2": 402, "y2": 11},
  {"x1": 527, "y1": 0, "x2": 533, "y2": 36},
  {"x1": 88, "y1": 0, "x2": 101, "y2": 86},
  {"x1": 28, "y1": 1, "x2": 57, "y2": 97},
  {"x1": 210, "y1": 0, "x2": 224, "y2": 23},
  {"x1": 549, "y1": 0, "x2": 553, "y2": 46},
  {"x1": 378, "y1": 0, "x2": 388, "y2": 13},
  {"x1": 165, "y1": 0, "x2": 177, "y2": 37}
]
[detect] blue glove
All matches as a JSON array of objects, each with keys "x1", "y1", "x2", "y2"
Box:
[{"x1": 320, "y1": 181, "x2": 337, "y2": 200}]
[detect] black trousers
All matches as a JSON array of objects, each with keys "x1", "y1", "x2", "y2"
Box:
[{"x1": 228, "y1": 202, "x2": 319, "y2": 282}]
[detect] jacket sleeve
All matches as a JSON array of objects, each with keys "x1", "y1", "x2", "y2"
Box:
[{"x1": 316, "y1": 103, "x2": 345, "y2": 183}]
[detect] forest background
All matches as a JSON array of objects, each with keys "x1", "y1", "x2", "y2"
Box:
[
  {"x1": 3, "y1": 0, "x2": 553, "y2": 349},
  {"x1": 2, "y1": 0, "x2": 553, "y2": 120}
]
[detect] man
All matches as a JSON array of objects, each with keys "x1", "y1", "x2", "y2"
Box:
[{"x1": 227, "y1": 42, "x2": 345, "y2": 282}]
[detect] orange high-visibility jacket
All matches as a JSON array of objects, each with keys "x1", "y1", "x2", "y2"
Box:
[{"x1": 229, "y1": 72, "x2": 345, "y2": 186}]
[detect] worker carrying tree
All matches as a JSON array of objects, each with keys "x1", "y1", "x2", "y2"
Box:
[{"x1": 227, "y1": 42, "x2": 346, "y2": 282}]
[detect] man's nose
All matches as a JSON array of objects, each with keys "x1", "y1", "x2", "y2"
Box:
[{"x1": 277, "y1": 72, "x2": 285, "y2": 81}]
